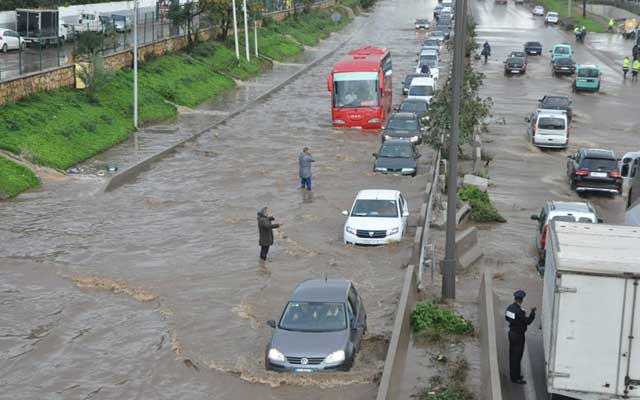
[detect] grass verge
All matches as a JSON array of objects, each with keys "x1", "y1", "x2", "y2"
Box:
[
  {"x1": 0, "y1": 156, "x2": 40, "y2": 199},
  {"x1": 411, "y1": 302, "x2": 473, "y2": 341},
  {"x1": 538, "y1": 0, "x2": 608, "y2": 32},
  {"x1": 458, "y1": 185, "x2": 506, "y2": 223},
  {"x1": 417, "y1": 358, "x2": 473, "y2": 400}
]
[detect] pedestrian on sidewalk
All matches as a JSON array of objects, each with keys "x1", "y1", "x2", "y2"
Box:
[
  {"x1": 623, "y1": 56, "x2": 630, "y2": 80},
  {"x1": 298, "y1": 147, "x2": 315, "y2": 191},
  {"x1": 257, "y1": 207, "x2": 282, "y2": 261},
  {"x1": 505, "y1": 290, "x2": 536, "y2": 385},
  {"x1": 632, "y1": 58, "x2": 640, "y2": 82}
]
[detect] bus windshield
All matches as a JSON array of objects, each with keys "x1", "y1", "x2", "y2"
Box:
[{"x1": 333, "y1": 71, "x2": 379, "y2": 108}]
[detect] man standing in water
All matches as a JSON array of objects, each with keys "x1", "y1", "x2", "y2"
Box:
[
  {"x1": 298, "y1": 147, "x2": 315, "y2": 191},
  {"x1": 257, "y1": 207, "x2": 282, "y2": 261}
]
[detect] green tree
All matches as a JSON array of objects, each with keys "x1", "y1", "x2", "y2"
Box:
[
  {"x1": 74, "y1": 31, "x2": 110, "y2": 103},
  {"x1": 169, "y1": 0, "x2": 214, "y2": 51}
]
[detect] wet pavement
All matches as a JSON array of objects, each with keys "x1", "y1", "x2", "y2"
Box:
[
  {"x1": 453, "y1": 0, "x2": 640, "y2": 399},
  {"x1": 0, "y1": 0, "x2": 441, "y2": 398}
]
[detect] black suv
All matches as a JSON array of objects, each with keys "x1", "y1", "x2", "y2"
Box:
[
  {"x1": 382, "y1": 112, "x2": 424, "y2": 144},
  {"x1": 524, "y1": 41, "x2": 543, "y2": 55},
  {"x1": 551, "y1": 57, "x2": 575, "y2": 77},
  {"x1": 504, "y1": 56, "x2": 527, "y2": 75},
  {"x1": 538, "y1": 95, "x2": 572, "y2": 121},
  {"x1": 567, "y1": 149, "x2": 622, "y2": 195}
]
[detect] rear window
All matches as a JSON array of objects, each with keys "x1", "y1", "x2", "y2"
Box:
[
  {"x1": 409, "y1": 85, "x2": 434, "y2": 97},
  {"x1": 537, "y1": 117, "x2": 565, "y2": 130},
  {"x1": 399, "y1": 101, "x2": 428, "y2": 113},
  {"x1": 555, "y1": 58, "x2": 573, "y2": 66},
  {"x1": 580, "y1": 158, "x2": 617, "y2": 171},
  {"x1": 551, "y1": 215, "x2": 595, "y2": 223},
  {"x1": 526, "y1": 42, "x2": 541, "y2": 47},
  {"x1": 542, "y1": 97, "x2": 570, "y2": 108},
  {"x1": 578, "y1": 68, "x2": 599, "y2": 78},
  {"x1": 387, "y1": 117, "x2": 419, "y2": 130},
  {"x1": 555, "y1": 46, "x2": 569, "y2": 54}
]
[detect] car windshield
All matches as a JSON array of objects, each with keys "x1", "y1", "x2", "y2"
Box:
[
  {"x1": 543, "y1": 97, "x2": 570, "y2": 107},
  {"x1": 548, "y1": 12, "x2": 558, "y2": 16},
  {"x1": 399, "y1": 101, "x2": 428, "y2": 113},
  {"x1": 423, "y1": 40, "x2": 439, "y2": 47},
  {"x1": 379, "y1": 144, "x2": 414, "y2": 158},
  {"x1": 555, "y1": 46, "x2": 569, "y2": 54},
  {"x1": 577, "y1": 68, "x2": 599, "y2": 78},
  {"x1": 537, "y1": 117, "x2": 565, "y2": 130},
  {"x1": 351, "y1": 199, "x2": 398, "y2": 217},
  {"x1": 580, "y1": 158, "x2": 617, "y2": 171},
  {"x1": 409, "y1": 85, "x2": 434, "y2": 97},
  {"x1": 279, "y1": 302, "x2": 347, "y2": 332},
  {"x1": 387, "y1": 117, "x2": 419, "y2": 130},
  {"x1": 333, "y1": 72, "x2": 379, "y2": 108}
]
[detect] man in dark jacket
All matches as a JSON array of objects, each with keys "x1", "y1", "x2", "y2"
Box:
[
  {"x1": 298, "y1": 147, "x2": 315, "y2": 191},
  {"x1": 505, "y1": 290, "x2": 536, "y2": 384},
  {"x1": 257, "y1": 207, "x2": 282, "y2": 261}
]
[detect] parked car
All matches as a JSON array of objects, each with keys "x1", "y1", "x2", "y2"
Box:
[
  {"x1": 0, "y1": 29, "x2": 25, "y2": 52},
  {"x1": 415, "y1": 18, "x2": 430, "y2": 30},
  {"x1": 407, "y1": 77, "x2": 437, "y2": 105},
  {"x1": 551, "y1": 57, "x2": 576, "y2": 76},
  {"x1": 112, "y1": 14, "x2": 131, "y2": 33},
  {"x1": 524, "y1": 41, "x2": 543, "y2": 55},
  {"x1": 402, "y1": 73, "x2": 428, "y2": 95},
  {"x1": 382, "y1": 112, "x2": 425, "y2": 143},
  {"x1": 504, "y1": 55, "x2": 527, "y2": 75},
  {"x1": 429, "y1": 30, "x2": 447, "y2": 42},
  {"x1": 435, "y1": 24, "x2": 451, "y2": 38},
  {"x1": 373, "y1": 140, "x2": 421, "y2": 176},
  {"x1": 573, "y1": 64, "x2": 602, "y2": 92},
  {"x1": 265, "y1": 279, "x2": 367, "y2": 372},
  {"x1": 567, "y1": 148, "x2": 622, "y2": 195},
  {"x1": 545, "y1": 11, "x2": 559, "y2": 24},
  {"x1": 533, "y1": 5, "x2": 545, "y2": 16},
  {"x1": 398, "y1": 98, "x2": 429, "y2": 120},
  {"x1": 550, "y1": 44, "x2": 572, "y2": 63},
  {"x1": 342, "y1": 189, "x2": 409, "y2": 245},
  {"x1": 538, "y1": 95, "x2": 572, "y2": 121},
  {"x1": 531, "y1": 201, "x2": 600, "y2": 270},
  {"x1": 422, "y1": 38, "x2": 442, "y2": 53},
  {"x1": 526, "y1": 109, "x2": 569, "y2": 148},
  {"x1": 414, "y1": 58, "x2": 440, "y2": 79},
  {"x1": 509, "y1": 50, "x2": 528, "y2": 60}
]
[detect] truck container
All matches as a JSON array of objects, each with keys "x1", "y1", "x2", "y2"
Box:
[
  {"x1": 16, "y1": 9, "x2": 63, "y2": 45},
  {"x1": 543, "y1": 222, "x2": 640, "y2": 400}
]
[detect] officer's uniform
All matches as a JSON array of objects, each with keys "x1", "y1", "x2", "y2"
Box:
[
  {"x1": 505, "y1": 290, "x2": 536, "y2": 383},
  {"x1": 623, "y1": 58, "x2": 630, "y2": 79},
  {"x1": 632, "y1": 59, "x2": 640, "y2": 81}
]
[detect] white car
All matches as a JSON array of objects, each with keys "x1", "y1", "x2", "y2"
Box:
[
  {"x1": 408, "y1": 77, "x2": 437, "y2": 104},
  {"x1": 532, "y1": 5, "x2": 545, "y2": 16},
  {"x1": 545, "y1": 11, "x2": 559, "y2": 24},
  {"x1": 526, "y1": 109, "x2": 569, "y2": 149},
  {"x1": 343, "y1": 190, "x2": 409, "y2": 245},
  {"x1": 0, "y1": 29, "x2": 25, "y2": 52}
]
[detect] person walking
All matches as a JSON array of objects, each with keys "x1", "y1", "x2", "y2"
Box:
[
  {"x1": 481, "y1": 41, "x2": 491, "y2": 63},
  {"x1": 623, "y1": 56, "x2": 631, "y2": 80},
  {"x1": 505, "y1": 290, "x2": 536, "y2": 384},
  {"x1": 632, "y1": 58, "x2": 640, "y2": 82},
  {"x1": 257, "y1": 207, "x2": 282, "y2": 261},
  {"x1": 298, "y1": 147, "x2": 315, "y2": 191}
]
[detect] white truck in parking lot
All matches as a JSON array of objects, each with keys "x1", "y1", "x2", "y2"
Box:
[{"x1": 543, "y1": 222, "x2": 640, "y2": 400}]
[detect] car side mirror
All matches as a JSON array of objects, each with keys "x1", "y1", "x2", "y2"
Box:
[
  {"x1": 531, "y1": 214, "x2": 539, "y2": 221},
  {"x1": 266, "y1": 320, "x2": 276, "y2": 328},
  {"x1": 342, "y1": 210, "x2": 349, "y2": 216},
  {"x1": 372, "y1": 152, "x2": 378, "y2": 158}
]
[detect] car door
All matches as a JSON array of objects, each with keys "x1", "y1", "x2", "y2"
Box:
[
  {"x1": 535, "y1": 205, "x2": 547, "y2": 254},
  {"x1": 7, "y1": 31, "x2": 18, "y2": 50},
  {"x1": 348, "y1": 286, "x2": 365, "y2": 351},
  {"x1": 399, "y1": 194, "x2": 409, "y2": 232}
]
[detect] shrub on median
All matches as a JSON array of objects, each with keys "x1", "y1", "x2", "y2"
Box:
[
  {"x1": 458, "y1": 185, "x2": 506, "y2": 223},
  {"x1": 411, "y1": 302, "x2": 473, "y2": 336}
]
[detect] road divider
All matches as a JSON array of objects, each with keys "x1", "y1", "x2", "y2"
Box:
[{"x1": 478, "y1": 272, "x2": 503, "y2": 400}]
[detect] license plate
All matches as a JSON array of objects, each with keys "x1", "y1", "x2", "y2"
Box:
[
  {"x1": 296, "y1": 368, "x2": 313, "y2": 372},
  {"x1": 530, "y1": 51, "x2": 537, "y2": 54},
  {"x1": 590, "y1": 172, "x2": 607, "y2": 178},
  {"x1": 561, "y1": 67, "x2": 569, "y2": 70},
  {"x1": 511, "y1": 70, "x2": 521, "y2": 73}
]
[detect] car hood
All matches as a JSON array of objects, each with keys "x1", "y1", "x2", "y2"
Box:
[
  {"x1": 375, "y1": 157, "x2": 417, "y2": 169},
  {"x1": 271, "y1": 328, "x2": 348, "y2": 358},
  {"x1": 346, "y1": 216, "x2": 400, "y2": 231}
]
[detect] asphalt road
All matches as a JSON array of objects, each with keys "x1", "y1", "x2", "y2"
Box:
[{"x1": 468, "y1": 0, "x2": 640, "y2": 399}]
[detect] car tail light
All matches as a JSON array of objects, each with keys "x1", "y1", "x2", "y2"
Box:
[
  {"x1": 609, "y1": 170, "x2": 621, "y2": 178},
  {"x1": 575, "y1": 169, "x2": 589, "y2": 176},
  {"x1": 541, "y1": 224, "x2": 548, "y2": 249}
]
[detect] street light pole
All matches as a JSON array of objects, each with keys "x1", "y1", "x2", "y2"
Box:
[
  {"x1": 442, "y1": 0, "x2": 467, "y2": 300},
  {"x1": 243, "y1": 0, "x2": 250, "y2": 61},
  {"x1": 133, "y1": 0, "x2": 139, "y2": 136},
  {"x1": 232, "y1": 0, "x2": 240, "y2": 59}
]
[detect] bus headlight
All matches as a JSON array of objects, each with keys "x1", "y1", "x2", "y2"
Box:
[{"x1": 334, "y1": 119, "x2": 346, "y2": 125}]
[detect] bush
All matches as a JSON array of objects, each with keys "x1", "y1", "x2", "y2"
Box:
[
  {"x1": 411, "y1": 302, "x2": 473, "y2": 335},
  {"x1": 458, "y1": 185, "x2": 506, "y2": 223}
]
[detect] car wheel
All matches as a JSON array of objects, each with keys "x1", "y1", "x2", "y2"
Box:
[{"x1": 1, "y1": 44, "x2": 7, "y2": 53}]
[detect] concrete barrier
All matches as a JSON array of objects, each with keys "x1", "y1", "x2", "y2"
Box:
[
  {"x1": 376, "y1": 264, "x2": 417, "y2": 400},
  {"x1": 455, "y1": 226, "x2": 483, "y2": 271},
  {"x1": 104, "y1": 29, "x2": 354, "y2": 192},
  {"x1": 479, "y1": 272, "x2": 503, "y2": 400}
]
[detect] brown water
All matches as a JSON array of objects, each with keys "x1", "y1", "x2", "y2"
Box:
[{"x1": 0, "y1": 0, "x2": 446, "y2": 398}]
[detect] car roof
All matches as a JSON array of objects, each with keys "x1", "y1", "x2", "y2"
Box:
[
  {"x1": 576, "y1": 64, "x2": 599, "y2": 69},
  {"x1": 401, "y1": 98, "x2": 428, "y2": 104},
  {"x1": 420, "y1": 49, "x2": 438, "y2": 54},
  {"x1": 382, "y1": 139, "x2": 414, "y2": 147},
  {"x1": 356, "y1": 189, "x2": 400, "y2": 200},
  {"x1": 537, "y1": 109, "x2": 567, "y2": 116},
  {"x1": 526, "y1": 41, "x2": 542, "y2": 44},
  {"x1": 410, "y1": 77, "x2": 436, "y2": 85},
  {"x1": 390, "y1": 112, "x2": 418, "y2": 119},
  {"x1": 553, "y1": 44, "x2": 571, "y2": 48},
  {"x1": 542, "y1": 95, "x2": 570, "y2": 100},
  {"x1": 289, "y1": 279, "x2": 350, "y2": 303},
  {"x1": 547, "y1": 201, "x2": 595, "y2": 214},
  {"x1": 581, "y1": 148, "x2": 615, "y2": 158},
  {"x1": 430, "y1": 30, "x2": 445, "y2": 35}
]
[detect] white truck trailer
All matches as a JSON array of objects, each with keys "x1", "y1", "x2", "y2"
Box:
[{"x1": 543, "y1": 222, "x2": 640, "y2": 400}]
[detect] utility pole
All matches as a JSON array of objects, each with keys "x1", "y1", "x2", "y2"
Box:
[
  {"x1": 243, "y1": 0, "x2": 250, "y2": 61},
  {"x1": 232, "y1": 0, "x2": 240, "y2": 59},
  {"x1": 133, "y1": 0, "x2": 139, "y2": 137},
  {"x1": 568, "y1": 0, "x2": 572, "y2": 17},
  {"x1": 442, "y1": 0, "x2": 467, "y2": 300},
  {"x1": 254, "y1": 19, "x2": 258, "y2": 57},
  {"x1": 582, "y1": 0, "x2": 586, "y2": 18}
]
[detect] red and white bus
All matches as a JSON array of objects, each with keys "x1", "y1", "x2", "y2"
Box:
[{"x1": 327, "y1": 46, "x2": 393, "y2": 129}]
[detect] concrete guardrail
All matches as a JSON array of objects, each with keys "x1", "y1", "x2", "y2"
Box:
[{"x1": 479, "y1": 272, "x2": 503, "y2": 400}]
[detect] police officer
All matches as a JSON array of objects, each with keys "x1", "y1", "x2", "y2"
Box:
[
  {"x1": 505, "y1": 290, "x2": 536, "y2": 384},
  {"x1": 623, "y1": 56, "x2": 631, "y2": 80},
  {"x1": 632, "y1": 58, "x2": 640, "y2": 82}
]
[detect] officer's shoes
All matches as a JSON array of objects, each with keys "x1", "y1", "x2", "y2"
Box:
[{"x1": 511, "y1": 379, "x2": 527, "y2": 385}]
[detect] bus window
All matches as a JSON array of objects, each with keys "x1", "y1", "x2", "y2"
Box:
[{"x1": 333, "y1": 72, "x2": 379, "y2": 107}]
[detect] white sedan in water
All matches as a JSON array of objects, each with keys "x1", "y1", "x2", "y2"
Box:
[
  {"x1": 342, "y1": 189, "x2": 409, "y2": 245},
  {"x1": 532, "y1": 5, "x2": 545, "y2": 16}
]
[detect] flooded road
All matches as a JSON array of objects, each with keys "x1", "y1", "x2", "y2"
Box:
[{"x1": 0, "y1": 0, "x2": 442, "y2": 398}]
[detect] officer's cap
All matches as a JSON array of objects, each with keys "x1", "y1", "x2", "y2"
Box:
[{"x1": 513, "y1": 290, "x2": 526, "y2": 299}]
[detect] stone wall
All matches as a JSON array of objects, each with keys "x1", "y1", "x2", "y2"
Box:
[
  {"x1": 0, "y1": 65, "x2": 75, "y2": 106},
  {"x1": 587, "y1": 4, "x2": 638, "y2": 19},
  {"x1": 265, "y1": 0, "x2": 337, "y2": 21}
]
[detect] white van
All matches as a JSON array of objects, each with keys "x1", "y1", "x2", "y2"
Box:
[
  {"x1": 408, "y1": 77, "x2": 437, "y2": 104},
  {"x1": 620, "y1": 151, "x2": 640, "y2": 196},
  {"x1": 526, "y1": 109, "x2": 569, "y2": 148}
]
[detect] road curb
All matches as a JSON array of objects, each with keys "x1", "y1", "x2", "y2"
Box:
[{"x1": 103, "y1": 33, "x2": 355, "y2": 192}]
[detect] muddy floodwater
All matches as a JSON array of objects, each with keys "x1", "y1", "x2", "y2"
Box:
[{"x1": 0, "y1": 0, "x2": 445, "y2": 398}]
